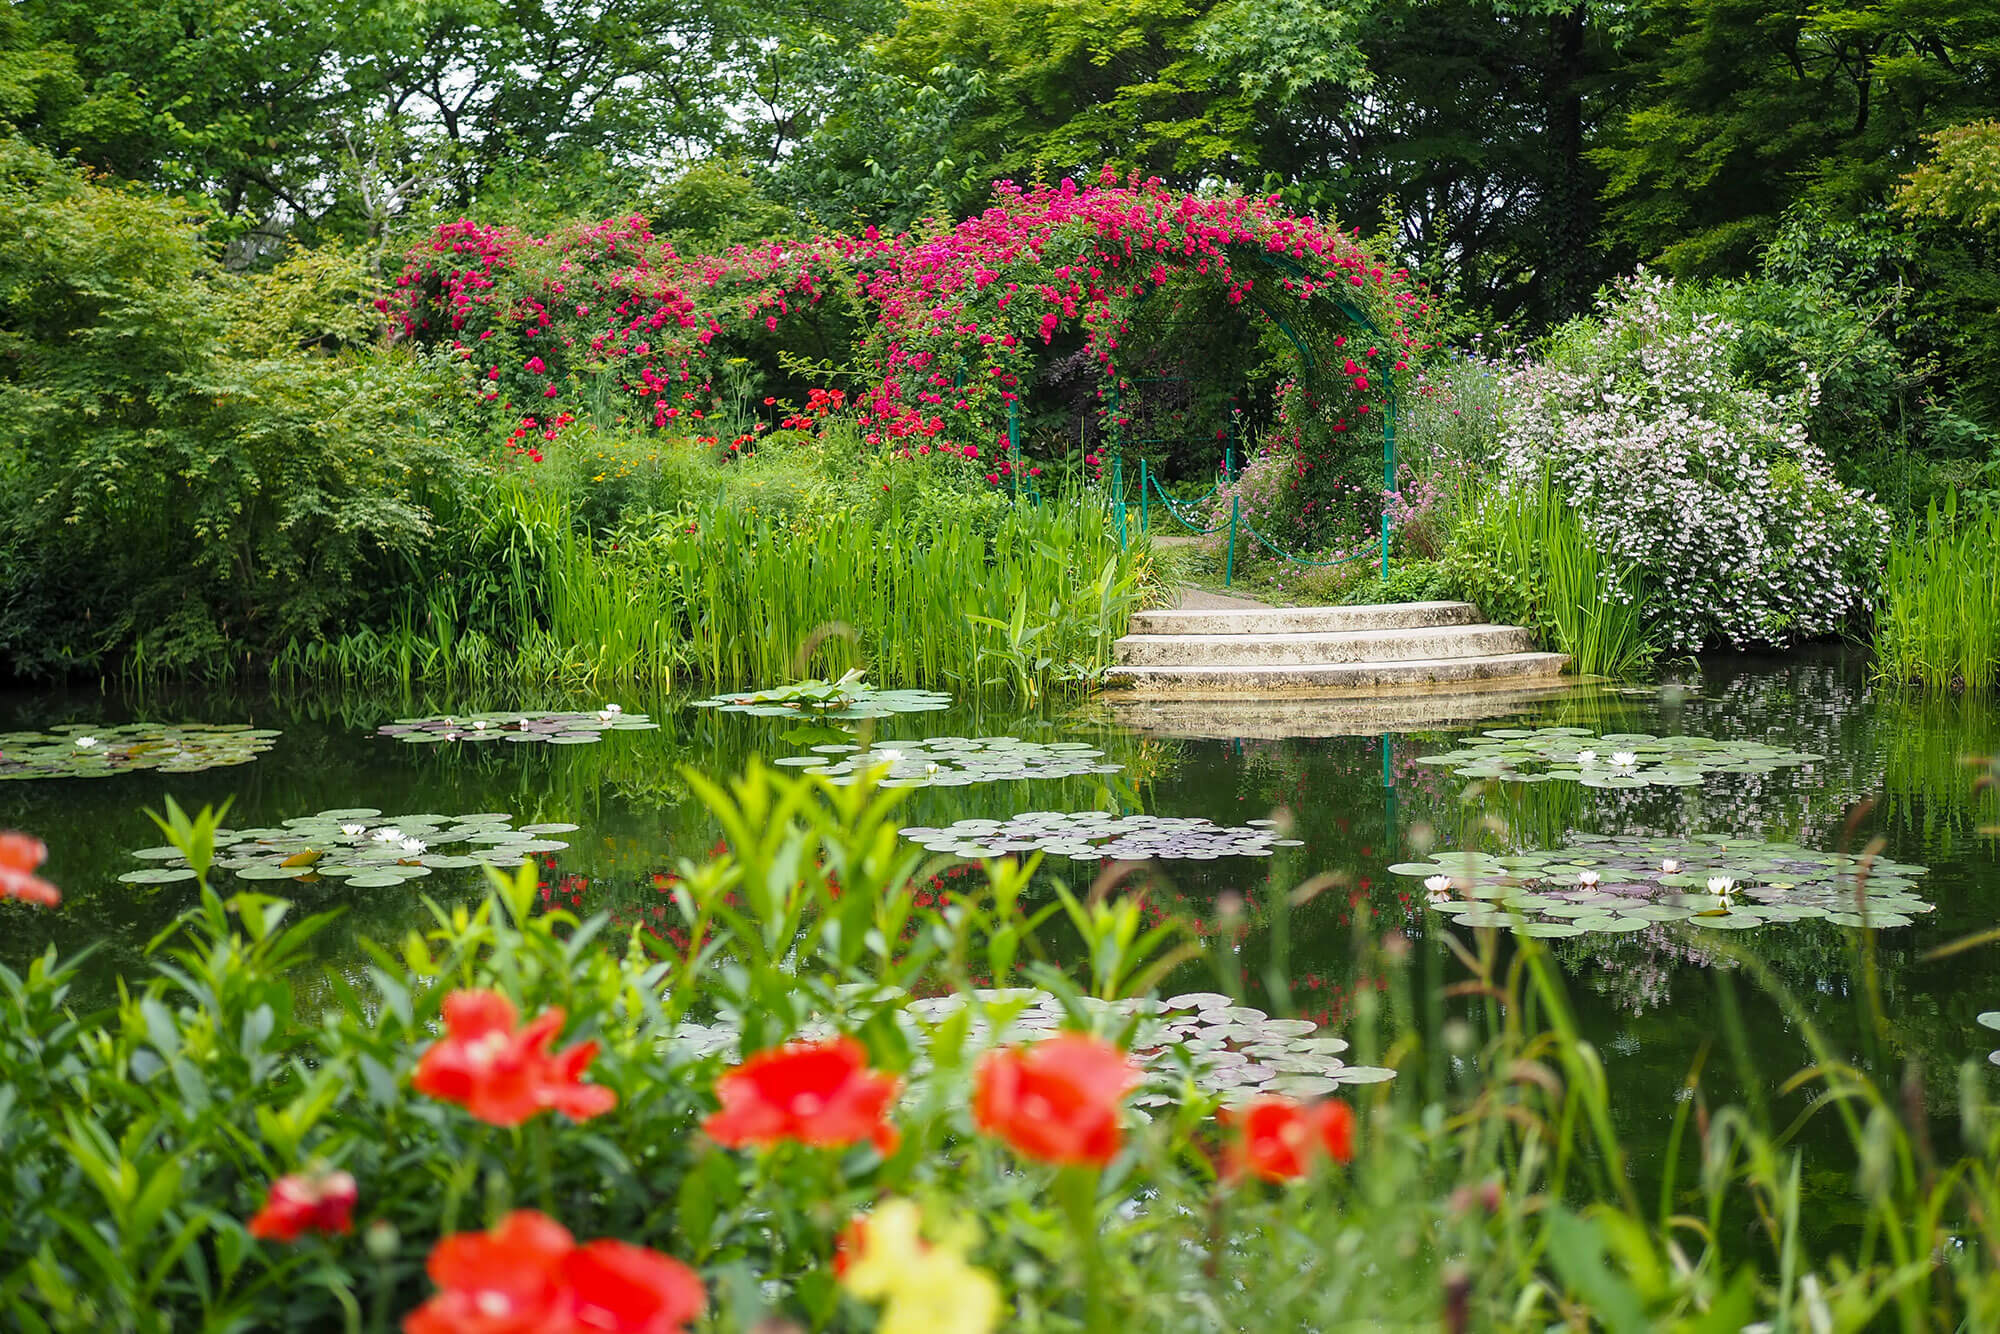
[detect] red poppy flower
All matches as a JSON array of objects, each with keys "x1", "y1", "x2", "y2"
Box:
[
  {"x1": 405, "y1": 1209, "x2": 574, "y2": 1334},
  {"x1": 562, "y1": 1239, "x2": 707, "y2": 1334},
  {"x1": 413, "y1": 989, "x2": 617, "y2": 1127},
  {"x1": 1220, "y1": 1096, "x2": 1356, "y2": 1182},
  {"x1": 404, "y1": 1210, "x2": 704, "y2": 1334},
  {"x1": 703, "y1": 1037, "x2": 900, "y2": 1154},
  {"x1": 1316, "y1": 1098, "x2": 1356, "y2": 1164},
  {"x1": 247, "y1": 1167, "x2": 358, "y2": 1241},
  {"x1": 973, "y1": 1034, "x2": 1139, "y2": 1167},
  {"x1": 1221, "y1": 1097, "x2": 1317, "y2": 1182},
  {"x1": 0, "y1": 832, "x2": 59, "y2": 907}
]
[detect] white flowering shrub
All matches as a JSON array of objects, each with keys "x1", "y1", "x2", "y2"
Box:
[{"x1": 1497, "y1": 272, "x2": 1891, "y2": 652}]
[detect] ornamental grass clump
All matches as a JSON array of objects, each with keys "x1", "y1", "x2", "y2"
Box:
[{"x1": 1496, "y1": 271, "x2": 1890, "y2": 653}]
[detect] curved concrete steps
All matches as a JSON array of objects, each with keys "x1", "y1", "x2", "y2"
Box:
[{"x1": 1105, "y1": 600, "x2": 1568, "y2": 699}]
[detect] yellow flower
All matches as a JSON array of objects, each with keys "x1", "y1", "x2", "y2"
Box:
[{"x1": 840, "y1": 1199, "x2": 1000, "y2": 1334}]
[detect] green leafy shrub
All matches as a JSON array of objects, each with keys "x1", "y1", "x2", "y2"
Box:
[{"x1": 0, "y1": 138, "x2": 478, "y2": 677}]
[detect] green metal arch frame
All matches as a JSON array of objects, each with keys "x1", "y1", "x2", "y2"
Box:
[{"x1": 1098, "y1": 244, "x2": 1399, "y2": 577}]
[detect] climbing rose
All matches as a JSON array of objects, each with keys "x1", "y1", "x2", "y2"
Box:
[
  {"x1": 412, "y1": 989, "x2": 617, "y2": 1127},
  {"x1": 247, "y1": 1167, "x2": 358, "y2": 1241},
  {"x1": 0, "y1": 832, "x2": 59, "y2": 907},
  {"x1": 973, "y1": 1034, "x2": 1138, "y2": 1166},
  {"x1": 703, "y1": 1037, "x2": 900, "y2": 1153},
  {"x1": 404, "y1": 1210, "x2": 704, "y2": 1334}
]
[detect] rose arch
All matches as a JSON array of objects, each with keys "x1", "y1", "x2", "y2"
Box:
[{"x1": 385, "y1": 171, "x2": 1431, "y2": 556}]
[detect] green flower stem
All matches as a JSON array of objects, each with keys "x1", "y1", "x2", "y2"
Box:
[
  {"x1": 1056, "y1": 1165, "x2": 1107, "y2": 1329},
  {"x1": 440, "y1": 1126, "x2": 488, "y2": 1236}
]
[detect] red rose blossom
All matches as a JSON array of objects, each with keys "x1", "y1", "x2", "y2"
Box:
[
  {"x1": 412, "y1": 989, "x2": 617, "y2": 1127},
  {"x1": 703, "y1": 1037, "x2": 900, "y2": 1154},
  {"x1": 973, "y1": 1033, "x2": 1138, "y2": 1167}
]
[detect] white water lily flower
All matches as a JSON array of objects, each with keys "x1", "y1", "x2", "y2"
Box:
[
  {"x1": 1610, "y1": 751, "x2": 1639, "y2": 768},
  {"x1": 1424, "y1": 875, "x2": 1452, "y2": 894},
  {"x1": 399, "y1": 838, "x2": 427, "y2": 856},
  {"x1": 340, "y1": 824, "x2": 366, "y2": 838},
  {"x1": 1576, "y1": 749, "x2": 1597, "y2": 765},
  {"x1": 472, "y1": 720, "x2": 488, "y2": 730},
  {"x1": 1660, "y1": 858, "x2": 1680, "y2": 874},
  {"x1": 876, "y1": 749, "x2": 903, "y2": 767},
  {"x1": 372, "y1": 827, "x2": 404, "y2": 844},
  {"x1": 1577, "y1": 869, "x2": 1600, "y2": 888},
  {"x1": 602, "y1": 704, "x2": 623, "y2": 715},
  {"x1": 1707, "y1": 875, "x2": 1734, "y2": 895},
  {"x1": 74, "y1": 736, "x2": 99, "y2": 749}
]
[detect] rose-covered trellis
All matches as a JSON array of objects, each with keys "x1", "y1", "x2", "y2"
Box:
[{"x1": 384, "y1": 169, "x2": 1433, "y2": 504}]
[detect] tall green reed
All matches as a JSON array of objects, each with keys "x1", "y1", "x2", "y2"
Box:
[
  {"x1": 1875, "y1": 491, "x2": 2000, "y2": 692},
  {"x1": 276, "y1": 485, "x2": 1143, "y2": 699},
  {"x1": 1453, "y1": 470, "x2": 1655, "y2": 678}
]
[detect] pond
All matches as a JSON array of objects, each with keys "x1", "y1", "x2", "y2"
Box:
[{"x1": 4, "y1": 648, "x2": 1997, "y2": 1235}]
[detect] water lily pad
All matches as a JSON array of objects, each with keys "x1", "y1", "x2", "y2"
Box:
[
  {"x1": 693, "y1": 669, "x2": 952, "y2": 720},
  {"x1": 1393, "y1": 833, "x2": 1933, "y2": 939},
  {"x1": 1417, "y1": 727, "x2": 1820, "y2": 788},
  {"x1": 901, "y1": 811, "x2": 1295, "y2": 861},
  {"x1": 663, "y1": 988, "x2": 1388, "y2": 1110},
  {"x1": 787, "y1": 737, "x2": 1121, "y2": 788},
  {"x1": 124, "y1": 808, "x2": 574, "y2": 888},
  {"x1": 375, "y1": 711, "x2": 652, "y2": 747},
  {"x1": 0, "y1": 722, "x2": 281, "y2": 781}
]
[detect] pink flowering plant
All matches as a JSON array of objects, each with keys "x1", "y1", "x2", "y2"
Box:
[{"x1": 384, "y1": 173, "x2": 1436, "y2": 496}]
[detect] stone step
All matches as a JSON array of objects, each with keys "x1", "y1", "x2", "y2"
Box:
[
  {"x1": 1105, "y1": 679, "x2": 1596, "y2": 740},
  {"x1": 1113, "y1": 623, "x2": 1536, "y2": 668},
  {"x1": 1127, "y1": 600, "x2": 1479, "y2": 637},
  {"x1": 1102, "y1": 652, "x2": 1572, "y2": 699}
]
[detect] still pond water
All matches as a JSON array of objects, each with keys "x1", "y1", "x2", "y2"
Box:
[{"x1": 4, "y1": 648, "x2": 1998, "y2": 1216}]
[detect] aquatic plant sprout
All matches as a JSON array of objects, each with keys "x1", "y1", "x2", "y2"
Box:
[
  {"x1": 665, "y1": 989, "x2": 1393, "y2": 1110},
  {"x1": 777, "y1": 738, "x2": 1121, "y2": 787},
  {"x1": 1415, "y1": 727, "x2": 1820, "y2": 787},
  {"x1": 1387, "y1": 834, "x2": 1933, "y2": 936},
  {"x1": 898, "y1": 813, "x2": 1302, "y2": 861},
  {"x1": 0, "y1": 723, "x2": 281, "y2": 780},
  {"x1": 120, "y1": 809, "x2": 577, "y2": 888},
  {"x1": 376, "y1": 711, "x2": 660, "y2": 746}
]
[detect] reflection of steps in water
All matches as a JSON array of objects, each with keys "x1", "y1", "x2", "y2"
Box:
[
  {"x1": 1105, "y1": 600, "x2": 1569, "y2": 699},
  {"x1": 665, "y1": 989, "x2": 1394, "y2": 1111},
  {"x1": 1107, "y1": 680, "x2": 1603, "y2": 740}
]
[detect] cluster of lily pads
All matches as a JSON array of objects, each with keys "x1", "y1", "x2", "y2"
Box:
[
  {"x1": 1415, "y1": 727, "x2": 1820, "y2": 787},
  {"x1": 775, "y1": 737, "x2": 1120, "y2": 787},
  {"x1": 692, "y1": 670, "x2": 952, "y2": 720},
  {"x1": 899, "y1": 812, "x2": 1302, "y2": 861},
  {"x1": 120, "y1": 808, "x2": 577, "y2": 888},
  {"x1": 0, "y1": 723, "x2": 281, "y2": 781},
  {"x1": 664, "y1": 988, "x2": 1392, "y2": 1109},
  {"x1": 1389, "y1": 834, "x2": 1933, "y2": 936},
  {"x1": 375, "y1": 708, "x2": 659, "y2": 746},
  {"x1": 1977, "y1": 1012, "x2": 2000, "y2": 1067}
]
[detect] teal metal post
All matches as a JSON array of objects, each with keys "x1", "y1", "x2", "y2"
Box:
[
  {"x1": 1225, "y1": 496, "x2": 1239, "y2": 587},
  {"x1": 1139, "y1": 458, "x2": 1150, "y2": 537},
  {"x1": 1113, "y1": 455, "x2": 1127, "y2": 550},
  {"x1": 1381, "y1": 735, "x2": 1398, "y2": 870},
  {"x1": 1008, "y1": 400, "x2": 1021, "y2": 500},
  {"x1": 1381, "y1": 383, "x2": 1397, "y2": 579}
]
